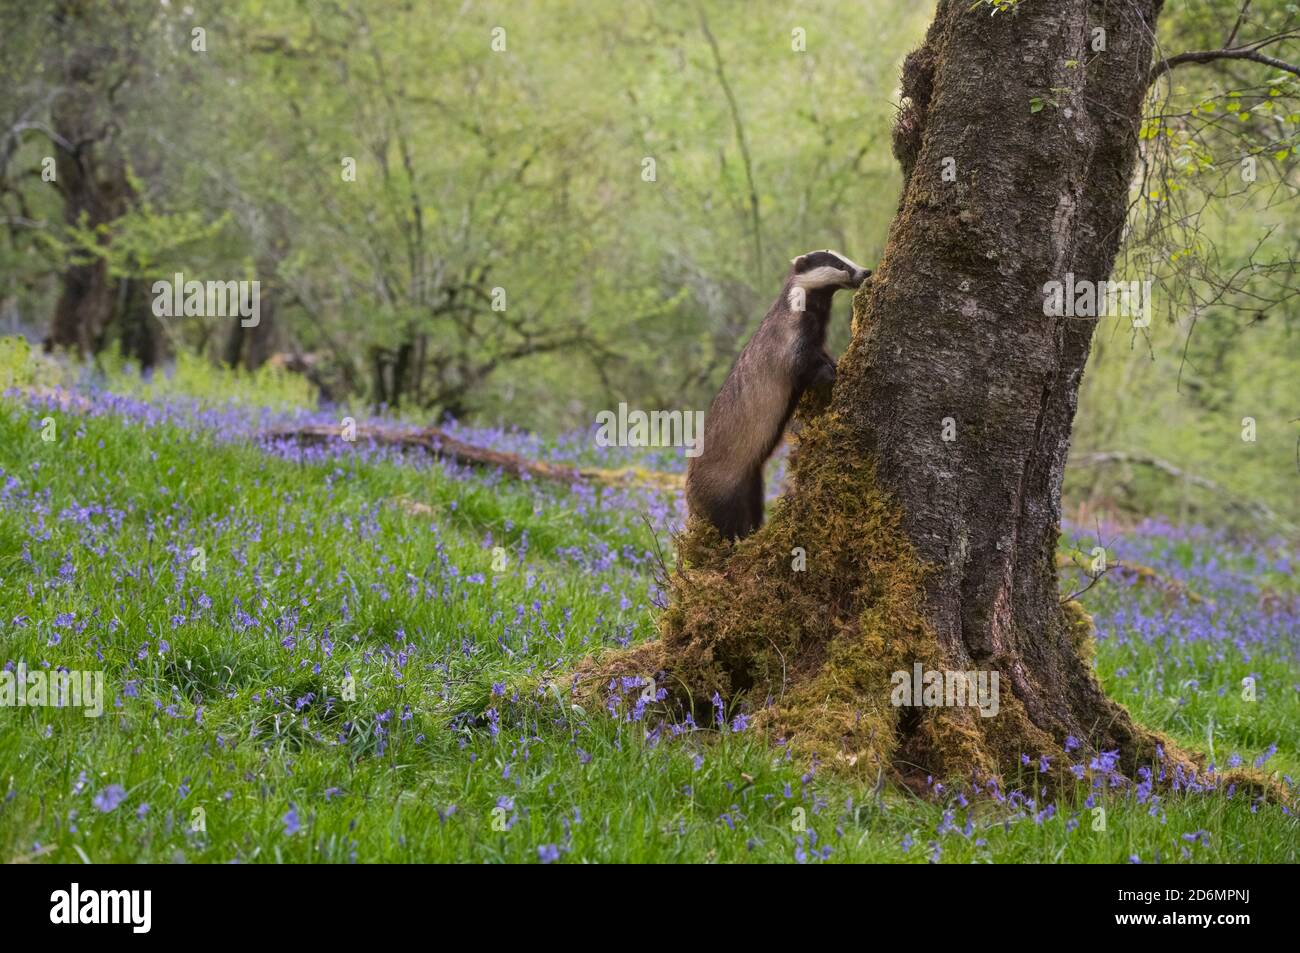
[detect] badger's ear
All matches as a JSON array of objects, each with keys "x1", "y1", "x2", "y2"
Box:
[{"x1": 790, "y1": 254, "x2": 807, "y2": 270}]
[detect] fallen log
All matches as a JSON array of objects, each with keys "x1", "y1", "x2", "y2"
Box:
[
  {"x1": 1072, "y1": 450, "x2": 1292, "y2": 533},
  {"x1": 261, "y1": 422, "x2": 685, "y2": 490}
]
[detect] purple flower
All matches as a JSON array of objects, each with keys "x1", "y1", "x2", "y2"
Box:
[
  {"x1": 538, "y1": 844, "x2": 560, "y2": 864},
  {"x1": 1089, "y1": 749, "x2": 1120, "y2": 773},
  {"x1": 92, "y1": 784, "x2": 126, "y2": 813},
  {"x1": 282, "y1": 805, "x2": 301, "y2": 835}
]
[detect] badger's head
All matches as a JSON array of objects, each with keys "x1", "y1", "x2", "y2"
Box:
[{"x1": 787, "y1": 250, "x2": 871, "y2": 310}]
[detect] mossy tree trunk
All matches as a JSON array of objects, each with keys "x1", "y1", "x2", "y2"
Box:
[{"x1": 649, "y1": 0, "x2": 1182, "y2": 783}]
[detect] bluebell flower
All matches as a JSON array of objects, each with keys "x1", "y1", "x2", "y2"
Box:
[{"x1": 92, "y1": 785, "x2": 126, "y2": 813}]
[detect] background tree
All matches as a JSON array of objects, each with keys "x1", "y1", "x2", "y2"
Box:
[{"x1": 2, "y1": 0, "x2": 918, "y2": 421}]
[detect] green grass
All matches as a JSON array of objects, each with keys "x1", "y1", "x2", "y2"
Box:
[{"x1": 0, "y1": 396, "x2": 1295, "y2": 863}]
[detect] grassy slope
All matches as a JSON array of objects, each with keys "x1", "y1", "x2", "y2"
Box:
[{"x1": 0, "y1": 396, "x2": 1295, "y2": 863}]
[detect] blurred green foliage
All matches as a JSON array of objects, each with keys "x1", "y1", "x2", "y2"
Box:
[{"x1": 0, "y1": 0, "x2": 1296, "y2": 528}]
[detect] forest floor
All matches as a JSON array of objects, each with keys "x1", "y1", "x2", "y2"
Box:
[{"x1": 0, "y1": 385, "x2": 1296, "y2": 863}]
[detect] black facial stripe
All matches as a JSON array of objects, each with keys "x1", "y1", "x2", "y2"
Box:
[{"x1": 796, "y1": 251, "x2": 849, "y2": 273}]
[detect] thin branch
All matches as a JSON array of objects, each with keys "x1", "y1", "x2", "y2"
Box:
[
  {"x1": 1059, "y1": 565, "x2": 1111, "y2": 605},
  {"x1": 1223, "y1": 0, "x2": 1252, "y2": 49},
  {"x1": 696, "y1": 4, "x2": 764, "y2": 281},
  {"x1": 1149, "y1": 36, "x2": 1300, "y2": 86}
]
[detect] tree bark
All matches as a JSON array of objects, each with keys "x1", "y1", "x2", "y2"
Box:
[
  {"x1": 635, "y1": 0, "x2": 1192, "y2": 785},
  {"x1": 847, "y1": 0, "x2": 1168, "y2": 779}
]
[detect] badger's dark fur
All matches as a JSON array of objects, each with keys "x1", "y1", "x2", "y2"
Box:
[{"x1": 686, "y1": 250, "x2": 872, "y2": 540}]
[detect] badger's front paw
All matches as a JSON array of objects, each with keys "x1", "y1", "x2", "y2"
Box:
[
  {"x1": 813, "y1": 357, "x2": 836, "y2": 392},
  {"x1": 799, "y1": 362, "x2": 835, "y2": 416}
]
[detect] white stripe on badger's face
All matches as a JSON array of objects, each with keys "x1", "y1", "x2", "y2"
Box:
[
  {"x1": 788, "y1": 268, "x2": 846, "y2": 310},
  {"x1": 787, "y1": 250, "x2": 868, "y2": 310},
  {"x1": 793, "y1": 265, "x2": 851, "y2": 290}
]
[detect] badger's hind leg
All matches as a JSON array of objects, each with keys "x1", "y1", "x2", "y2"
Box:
[
  {"x1": 700, "y1": 486, "x2": 749, "y2": 541},
  {"x1": 696, "y1": 471, "x2": 764, "y2": 540}
]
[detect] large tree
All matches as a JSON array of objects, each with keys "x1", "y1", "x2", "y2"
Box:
[{"x1": 588, "y1": 0, "x2": 1294, "y2": 786}]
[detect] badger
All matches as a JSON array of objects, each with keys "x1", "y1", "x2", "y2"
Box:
[{"x1": 686, "y1": 250, "x2": 872, "y2": 540}]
